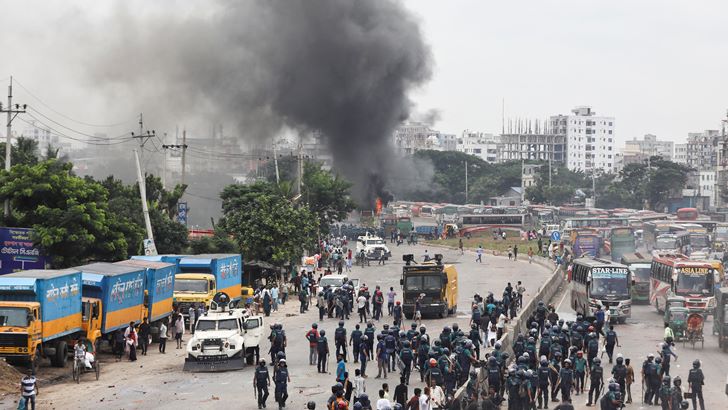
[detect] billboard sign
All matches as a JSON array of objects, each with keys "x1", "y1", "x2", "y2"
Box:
[
  {"x1": 0, "y1": 227, "x2": 47, "y2": 274},
  {"x1": 177, "y1": 202, "x2": 188, "y2": 225}
]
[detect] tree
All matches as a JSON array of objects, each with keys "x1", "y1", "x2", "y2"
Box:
[
  {"x1": 188, "y1": 230, "x2": 238, "y2": 254},
  {"x1": 220, "y1": 181, "x2": 318, "y2": 265},
  {"x1": 525, "y1": 166, "x2": 590, "y2": 205},
  {"x1": 101, "y1": 175, "x2": 189, "y2": 255},
  {"x1": 0, "y1": 137, "x2": 39, "y2": 169},
  {"x1": 0, "y1": 160, "x2": 128, "y2": 267},
  {"x1": 301, "y1": 162, "x2": 356, "y2": 232}
]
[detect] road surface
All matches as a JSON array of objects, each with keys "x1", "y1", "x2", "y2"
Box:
[
  {"x1": 555, "y1": 288, "x2": 728, "y2": 409},
  {"x1": 9, "y1": 242, "x2": 553, "y2": 409}
]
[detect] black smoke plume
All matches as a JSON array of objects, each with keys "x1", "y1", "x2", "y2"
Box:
[{"x1": 86, "y1": 0, "x2": 432, "y2": 207}]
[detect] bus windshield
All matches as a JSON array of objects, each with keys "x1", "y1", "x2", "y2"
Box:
[
  {"x1": 690, "y1": 235, "x2": 709, "y2": 248},
  {"x1": 590, "y1": 267, "x2": 630, "y2": 297},
  {"x1": 676, "y1": 272, "x2": 712, "y2": 295},
  {"x1": 655, "y1": 237, "x2": 677, "y2": 250},
  {"x1": 631, "y1": 266, "x2": 651, "y2": 281},
  {"x1": 404, "y1": 275, "x2": 442, "y2": 291}
]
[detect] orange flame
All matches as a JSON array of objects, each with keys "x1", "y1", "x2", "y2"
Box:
[{"x1": 375, "y1": 197, "x2": 383, "y2": 215}]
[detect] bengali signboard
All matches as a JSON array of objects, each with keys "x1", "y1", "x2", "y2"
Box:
[{"x1": 0, "y1": 227, "x2": 47, "y2": 274}]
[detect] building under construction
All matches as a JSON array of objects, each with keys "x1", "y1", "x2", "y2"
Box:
[{"x1": 498, "y1": 132, "x2": 566, "y2": 163}]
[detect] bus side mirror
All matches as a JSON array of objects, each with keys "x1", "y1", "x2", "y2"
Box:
[{"x1": 400, "y1": 279, "x2": 403, "y2": 286}]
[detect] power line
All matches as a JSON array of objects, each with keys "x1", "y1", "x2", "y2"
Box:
[
  {"x1": 27, "y1": 108, "x2": 130, "y2": 141},
  {"x1": 186, "y1": 191, "x2": 222, "y2": 202},
  {"x1": 16, "y1": 116, "x2": 134, "y2": 146},
  {"x1": 12, "y1": 78, "x2": 136, "y2": 128}
]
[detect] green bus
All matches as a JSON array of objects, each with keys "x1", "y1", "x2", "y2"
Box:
[
  {"x1": 397, "y1": 217, "x2": 414, "y2": 236},
  {"x1": 609, "y1": 227, "x2": 636, "y2": 262},
  {"x1": 621, "y1": 252, "x2": 652, "y2": 304}
]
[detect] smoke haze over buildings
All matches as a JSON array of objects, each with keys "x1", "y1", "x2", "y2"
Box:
[{"x1": 82, "y1": 0, "x2": 433, "y2": 206}]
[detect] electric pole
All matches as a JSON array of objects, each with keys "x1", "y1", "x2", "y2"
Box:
[
  {"x1": 162, "y1": 141, "x2": 189, "y2": 186},
  {"x1": 464, "y1": 160, "x2": 468, "y2": 204},
  {"x1": 273, "y1": 141, "x2": 280, "y2": 184},
  {"x1": 296, "y1": 135, "x2": 303, "y2": 196},
  {"x1": 131, "y1": 114, "x2": 157, "y2": 254},
  {"x1": 182, "y1": 129, "x2": 187, "y2": 186},
  {"x1": 1, "y1": 76, "x2": 27, "y2": 218}
]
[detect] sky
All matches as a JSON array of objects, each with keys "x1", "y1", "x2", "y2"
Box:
[{"x1": 1, "y1": 0, "x2": 727, "y2": 148}]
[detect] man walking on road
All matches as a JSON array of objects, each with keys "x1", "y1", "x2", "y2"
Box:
[
  {"x1": 254, "y1": 359, "x2": 270, "y2": 409},
  {"x1": 513, "y1": 245, "x2": 518, "y2": 261},
  {"x1": 476, "y1": 245, "x2": 484, "y2": 263},
  {"x1": 138, "y1": 317, "x2": 150, "y2": 356},
  {"x1": 158, "y1": 319, "x2": 167, "y2": 354},
  {"x1": 458, "y1": 238, "x2": 464, "y2": 255}
]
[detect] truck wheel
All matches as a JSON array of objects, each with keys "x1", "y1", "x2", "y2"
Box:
[{"x1": 54, "y1": 341, "x2": 68, "y2": 368}]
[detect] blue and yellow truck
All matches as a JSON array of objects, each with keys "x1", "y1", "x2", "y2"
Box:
[
  {"x1": 114, "y1": 259, "x2": 175, "y2": 340},
  {"x1": 0, "y1": 269, "x2": 83, "y2": 370},
  {"x1": 133, "y1": 254, "x2": 242, "y2": 322},
  {"x1": 76, "y1": 262, "x2": 147, "y2": 344}
]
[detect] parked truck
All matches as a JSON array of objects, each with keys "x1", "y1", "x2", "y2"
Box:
[
  {"x1": 76, "y1": 262, "x2": 146, "y2": 347},
  {"x1": 174, "y1": 254, "x2": 242, "y2": 321},
  {"x1": 0, "y1": 269, "x2": 83, "y2": 371},
  {"x1": 114, "y1": 259, "x2": 175, "y2": 341}
]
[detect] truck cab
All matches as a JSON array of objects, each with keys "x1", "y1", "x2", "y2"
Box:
[
  {"x1": 0, "y1": 302, "x2": 41, "y2": 364},
  {"x1": 80, "y1": 298, "x2": 103, "y2": 351},
  {"x1": 174, "y1": 272, "x2": 216, "y2": 322},
  {"x1": 400, "y1": 254, "x2": 458, "y2": 319}
]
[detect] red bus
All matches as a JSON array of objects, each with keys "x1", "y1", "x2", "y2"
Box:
[
  {"x1": 650, "y1": 254, "x2": 715, "y2": 313},
  {"x1": 676, "y1": 208, "x2": 699, "y2": 221}
]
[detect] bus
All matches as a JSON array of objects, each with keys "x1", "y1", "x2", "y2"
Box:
[
  {"x1": 643, "y1": 222, "x2": 686, "y2": 251},
  {"x1": 609, "y1": 227, "x2": 636, "y2": 262},
  {"x1": 676, "y1": 208, "x2": 699, "y2": 221},
  {"x1": 460, "y1": 214, "x2": 532, "y2": 228},
  {"x1": 396, "y1": 217, "x2": 414, "y2": 236},
  {"x1": 621, "y1": 252, "x2": 652, "y2": 304},
  {"x1": 653, "y1": 232, "x2": 691, "y2": 255},
  {"x1": 572, "y1": 231, "x2": 602, "y2": 258},
  {"x1": 568, "y1": 258, "x2": 632, "y2": 323},
  {"x1": 677, "y1": 223, "x2": 711, "y2": 251},
  {"x1": 650, "y1": 255, "x2": 716, "y2": 314},
  {"x1": 715, "y1": 223, "x2": 728, "y2": 244},
  {"x1": 561, "y1": 217, "x2": 630, "y2": 230}
]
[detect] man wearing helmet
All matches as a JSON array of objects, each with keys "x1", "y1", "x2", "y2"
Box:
[
  {"x1": 670, "y1": 376, "x2": 683, "y2": 410},
  {"x1": 536, "y1": 357, "x2": 551, "y2": 409},
  {"x1": 657, "y1": 375, "x2": 672, "y2": 410},
  {"x1": 687, "y1": 359, "x2": 704, "y2": 410},
  {"x1": 317, "y1": 329, "x2": 330, "y2": 374},
  {"x1": 555, "y1": 359, "x2": 574, "y2": 403},
  {"x1": 335, "y1": 321, "x2": 348, "y2": 362},
  {"x1": 585, "y1": 357, "x2": 603, "y2": 407},
  {"x1": 425, "y1": 358, "x2": 443, "y2": 388},
  {"x1": 254, "y1": 359, "x2": 270, "y2": 409},
  {"x1": 611, "y1": 355, "x2": 627, "y2": 399},
  {"x1": 358, "y1": 335, "x2": 370, "y2": 377},
  {"x1": 642, "y1": 353, "x2": 660, "y2": 405},
  {"x1": 399, "y1": 340, "x2": 414, "y2": 385},
  {"x1": 273, "y1": 358, "x2": 290, "y2": 409}
]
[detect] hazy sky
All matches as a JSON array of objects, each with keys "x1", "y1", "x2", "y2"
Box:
[{"x1": 1, "y1": 0, "x2": 727, "y2": 146}]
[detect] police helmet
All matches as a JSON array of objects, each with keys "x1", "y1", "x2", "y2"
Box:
[
  {"x1": 367, "y1": 322, "x2": 373, "y2": 328},
  {"x1": 673, "y1": 376, "x2": 681, "y2": 386},
  {"x1": 420, "y1": 326, "x2": 427, "y2": 333},
  {"x1": 383, "y1": 324, "x2": 390, "y2": 330},
  {"x1": 528, "y1": 336, "x2": 535, "y2": 343},
  {"x1": 276, "y1": 351, "x2": 285, "y2": 359},
  {"x1": 501, "y1": 352, "x2": 510, "y2": 360},
  {"x1": 593, "y1": 357, "x2": 601, "y2": 365},
  {"x1": 259, "y1": 359, "x2": 266, "y2": 365},
  {"x1": 411, "y1": 323, "x2": 417, "y2": 329},
  {"x1": 488, "y1": 356, "x2": 497, "y2": 365},
  {"x1": 516, "y1": 369, "x2": 525, "y2": 377},
  {"x1": 420, "y1": 335, "x2": 428, "y2": 342},
  {"x1": 679, "y1": 401, "x2": 689, "y2": 410},
  {"x1": 563, "y1": 359, "x2": 571, "y2": 365},
  {"x1": 320, "y1": 330, "x2": 326, "y2": 336},
  {"x1": 362, "y1": 335, "x2": 368, "y2": 341},
  {"x1": 494, "y1": 342, "x2": 502, "y2": 349},
  {"x1": 452, "y1": 323, "x2": 459, "y2": 331},
  {"x1": 655, "y1": 357, "x2": 662, "y2": 364},
  {"x1": 540, "y1": 358, "x2": 548, "y2": 366},
  {"x1": 338, "y1": 320, "x2": 344, "y2": 327},
  {"x1": 616, "y1": 356, "x2": 623, "y2": 364},
  {"x1": 443, "y1": 347, "x2": 450, "y2": 355},
  {"x1": 429, "y1": 358, "x2": 437, "y2": 367},
  {"x1": 576, "y1": 326, "x2": 583, "y2": 332},
  {"x1": 693, "y1": 359, "x2": 700, "y2": 368},
  {"x1": 377, "y1": 334, "x2": 383, "y2": 340},
  {"x1": 663, "y1": 375, "x2": 671, "y2": 384},
  {"x1": 647, "y1": 353, "x2": 654, "y2": 359},
  {"x1": 307, "y1": 401, "x2": 316, "y2": 409}
]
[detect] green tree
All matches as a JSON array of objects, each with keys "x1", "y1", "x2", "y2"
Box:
[
  {"x1": 525, "y1": 166, "x2": 589, "y2": 205},
  {"x1": 0, "y1": 160, "x2": 128, "y2": 267},
  {"x1": 0, "y1": 137, "x2": 39, "y2": 169},
  {"x1": 301, "y1": 162, "x2": 356, "y2": 232},
  {"x1": 188, "y1": 230, "x2": 238, "y2": 254},
  {"x1": 220, "y1": 181, "x2": 317, "y2": 265}
]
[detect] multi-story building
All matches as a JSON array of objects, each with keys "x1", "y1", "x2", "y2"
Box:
[
  {"x1": 623, "y1": 134, "x2": 673, "y2": 161},
  {"x1": 673, "y1": 143, "x2": 688, "y2": 165},
  {"x1": 456, "y1": 131, "x2": 499, "y2": 163},
  {"x1": 686, "y1": 130, "x2": 720, "y2": 171},
  {"x1": 498, "y1": 133, "x2": 566, "y2": 164},
  {"x1": 550, "y1": 106, "x2": 616, "y2": 173},
  {"x1": 698, "y1": 170, "x2": 716, "y2": 207}
]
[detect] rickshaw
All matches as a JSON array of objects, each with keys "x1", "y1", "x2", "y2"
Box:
[
  {"x1": 684, "y1": 312, "x2": 705, "y2": 349},
  {"x1": 665, "y1": 306, "x2": 688, "y2": 342},
  {"x1": 72, "y1": 341, "x2": 101, "y2": 383}
]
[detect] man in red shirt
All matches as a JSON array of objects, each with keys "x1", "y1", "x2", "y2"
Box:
[
  {"x1": 406, "y1": 388, "x2": 421, "y2": 410},
  {"x1": 306, "y1": 323, "x2": 320, "y2": 366}
]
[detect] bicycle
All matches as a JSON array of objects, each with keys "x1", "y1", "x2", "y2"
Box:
[{"x1": 72, "y1": 353, "x2": 101, "y2": 383}]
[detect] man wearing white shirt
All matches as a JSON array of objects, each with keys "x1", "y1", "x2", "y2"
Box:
[
  {"x1": 377, "y1": 388, "x2": 391, "y2": 410},
  {"x1": 419, "y1": 386, "x2": 432, "y2": 410},
  {"x1": 429, "y1": 382, "x2": 445, "y2": 409},
  {"x1": 353, "y1": 369, "x2": 366, "y2": 403}
]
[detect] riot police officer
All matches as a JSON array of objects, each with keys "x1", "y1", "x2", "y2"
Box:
[
  {"x1": 350, "y1": 324, "x2": 362, "y2": 364},
  {"x1": 274, "y1": 358, "x2": 290, "y2": 409},
  {"x1": 317, "y1": 329, "x2": 329, "y2": 373},
  {"x1": 658, "y1": 376, "x2": 671, "y2": 410},
  {"x1": 334, "y1": 321, "x2": 347, "y2": 361},
  {"x1": 687, "y1": 359, "x2": 705, "y2": 410},
  {"x1": 536, "y1": 357, "x2": 551, "y2": 409},
  {"x1": 399, "y1": 340, "x2": 414, "y2": 384},
  {"x1": 254, "y1": 359, "x2": 270, "y2": 409},
  {"x1": 585, "y1": 357, "x2": 603, "y2": 407},
  {"x1": 642, "y1": 353, "x2": 661, "y2": 405}
]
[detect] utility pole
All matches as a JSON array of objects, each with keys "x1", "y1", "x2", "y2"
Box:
[
  {"x1": 131, "y1": 114, "x2": 156, "y2": 253},
  {"x1": 273, "y1": 141, "x2": 280, "y2": 184},
  {"x1": 162, "y1": 140, "x2": 189, "y2": 186},
  {"x1": 181, "y1": 129, "x2": 187, "y2": 186},
  {"x1": 296, "y1": 135, "x2": 303, "y2": 195},
  {"x1": 464, "y1": 160, "x2": 468, "y2": 204},
  {"x1": 1, "y1": 76, "x2": 27, "y2": 217}
]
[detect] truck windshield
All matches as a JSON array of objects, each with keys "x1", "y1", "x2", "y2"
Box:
[
  {"x1": 196, "y1": 320, "x2": 216, "y2": 331},
  {"x1": 217, "y1": 319, "x2": 239, "y2": 331},
  {"x1": 404, "y1": 275, "x2": 442, "y2": 291},
  {"x1": 174, "y1": 279, "x2": 208, "y2": 293},
  {"x1": 0, "y1": 307, "x2": 29, "y2": 327}
]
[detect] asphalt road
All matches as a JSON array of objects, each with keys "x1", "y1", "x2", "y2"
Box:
[
  {"x1": 555, "y1": 289, "x2": 728, "y2": 410},
  {"x1": 10, "y1": 242, "x2": 553, "y2": 410}
]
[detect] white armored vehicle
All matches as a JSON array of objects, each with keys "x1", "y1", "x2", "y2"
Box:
[{"x1": 184, "y1": 292, "x2": 263, "y2": 372}]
